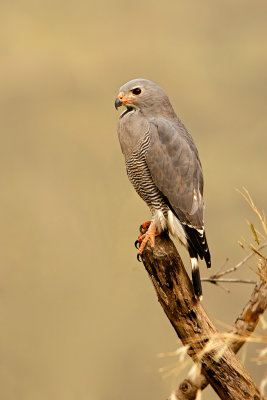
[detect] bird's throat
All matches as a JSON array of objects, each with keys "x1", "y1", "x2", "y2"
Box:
[{"x1": 120, "y1": 106, "x2": 134, "y2": 119}]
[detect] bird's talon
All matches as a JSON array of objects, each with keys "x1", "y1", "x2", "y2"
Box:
[
  {"x1": 137, "y1": 253, "x2": 142, "y2": 262},
  {"x1": 134, "y1": 240, "x2": 140, "y2": 249}
]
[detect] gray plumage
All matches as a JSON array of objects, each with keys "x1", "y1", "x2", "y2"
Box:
[{"x1": 115, "y1": 78, "x2": 211, "y2": 297}]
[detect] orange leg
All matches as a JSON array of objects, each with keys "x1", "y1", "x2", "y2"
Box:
[
  {"x1": 135, "y1": 221, "x2": 151, "y2": 249},
  {"x1": 135, "y1": 222, "x2": 162, "y2": 260},
  {"x1": 139, "y1": 221, "x2": 151, "y2": 234}
]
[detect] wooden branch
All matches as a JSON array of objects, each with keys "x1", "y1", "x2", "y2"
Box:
[
  {"x1": 140, "y1": 233, "x2": 264, "y2": 400},
  {"x1": 170, "y1": 263, "x2": 267, "y2": 400}
]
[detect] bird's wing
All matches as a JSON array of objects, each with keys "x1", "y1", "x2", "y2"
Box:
[{"x1": 146, "y1": 118, "x2": 204, "y2": 228}]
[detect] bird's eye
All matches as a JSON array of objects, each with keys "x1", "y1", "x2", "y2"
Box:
[{"x1": 132, "y1": 87, "x2": 142, "y2": 95}]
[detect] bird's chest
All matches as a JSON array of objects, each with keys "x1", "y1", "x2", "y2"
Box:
[
  {"x1": 117, "y1": 111, "x2": 149, "y2": 158},
  {"x1": 125, "y1": 133, "x2": 157, "y2": 203},
  {"x1": 118, "y1": 112, "x2": 163, "y2": 206},
  {"x1": 125, "y1": 144, "x2": 148, "y2": 191}
]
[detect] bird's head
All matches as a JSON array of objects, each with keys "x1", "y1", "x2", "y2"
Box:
[{"x1": 115, "y1": 78, "x2": 176, "y2": 118}]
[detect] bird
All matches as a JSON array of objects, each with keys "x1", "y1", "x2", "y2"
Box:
[{"x1": 115, "y1": 78, "x2": 211, "y2": 297}]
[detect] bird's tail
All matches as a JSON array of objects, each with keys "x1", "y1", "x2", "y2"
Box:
[
  {"x1": 183, "y1": 224, "x2": 211, "y2": 269},
  {"x1": 202, "y1": 231, "x2": 211, "y2": 269},
  {"x1": 190, "y1": 257, "x2": 202, "y2": 298}
]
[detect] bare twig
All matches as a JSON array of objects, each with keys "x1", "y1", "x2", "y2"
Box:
[
  {"x1": 209, "y1": 243, "x2": 267, "y2": 280},
  {"x1": 201, "y1": 278, "x2": 257, "y2": 284}
]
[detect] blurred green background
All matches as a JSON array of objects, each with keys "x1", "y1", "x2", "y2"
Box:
[{"x1": 1, "y1": 0, "x2": 267, "y2": 399}]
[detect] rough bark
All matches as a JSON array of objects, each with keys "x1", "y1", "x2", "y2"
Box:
[
  {"x1": 170, "y1": 269, "x2": 267, "y2": 399},
  {"x1": 140, "y1": 233, "x2": 264, "y2": 400}
]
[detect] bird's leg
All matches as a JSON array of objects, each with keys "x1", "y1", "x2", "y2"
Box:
[
  {"x1": 134, "y1": 221, "x2": 162, "y2": 255},
  {"x1": 135, "y1": 221, "x2": 151, "y2": 249},
  {"x1": 137, "y1": 222, "x2": 162, "y2": 257},
  {"x1": 139, "y1": 221, "x2": 151, "y2": 234}
]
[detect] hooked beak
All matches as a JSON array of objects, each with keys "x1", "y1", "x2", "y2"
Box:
[
  {"x1": 115, "y1": 92, "x2": 136, "y2": 110},
  {"x1": 115, "y1": 97, "x2": 123, "y2": 110}
]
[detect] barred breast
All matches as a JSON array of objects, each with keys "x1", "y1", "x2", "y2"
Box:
[{"x1": 125, "y1": 131, "x2": 169, "y2": 218}]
